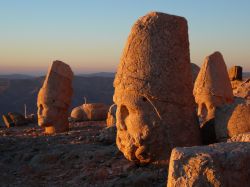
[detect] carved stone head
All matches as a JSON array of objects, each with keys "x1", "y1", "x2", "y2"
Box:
[
  {"x1": 193, "y1": 52, "x2": 234, "y2": 123},
  {"x1": 37, "y1": 60, "x2": 73, "y2": 134},
  {"x1": 114, "y1": 12, "x2": 201, "y2": 164}
]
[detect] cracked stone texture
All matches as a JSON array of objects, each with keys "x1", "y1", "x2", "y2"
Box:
[
  {"x1": 113, "y1": 12, "x2": 201, "y2": 165},
  {"x1": 167, "y1": 142, "x2": 250, "y2": 187},
  {"x1": 193, "y1": 52, "x2": 233, "y2": 122},
  {"x1": 37, "y1": 60, "x2": 73, "y2": 134},
  {"x1": 71, "y1": 103, "x2": 109, "y2": 122},
  {"x1": 234, "y1": 79, "x2": 250, "y2": 99},
  {"x1": 215, "y1": 98, "x2": 250, "y2": 141}
]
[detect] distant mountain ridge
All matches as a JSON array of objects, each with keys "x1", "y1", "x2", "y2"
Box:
[
  {"x1": 0, "y1": 74, "x2": 35, "y2": 79},
  {"x1": 78, "y1": 72, "x2": 115, "y2": 78},
  {"x1": 0, "y1": 76, "x2": 114, "y2": 125},
  {"x1": 0, "y1": 72, "x2": 116, "y2": 80}
]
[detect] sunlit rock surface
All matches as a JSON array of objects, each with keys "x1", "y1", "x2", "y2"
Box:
[
  {"x1": 193, "y1": 52, "x2": 233, "y2": 122},
  {"x1": 114, "y1": 11, "x2": 201, "y2": 165},
  {"x1": 168, "y1": 142, "x2": 250, "y2": 187},
  {"x1": 37, "y1": 60, "x2": 73, "y2": 134}
]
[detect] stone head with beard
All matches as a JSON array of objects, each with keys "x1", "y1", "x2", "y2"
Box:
[{"x1": 114, "y1": 12, "x2": 201, "y2": 165}]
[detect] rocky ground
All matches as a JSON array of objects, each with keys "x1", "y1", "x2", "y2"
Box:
[{"x1": 0, "y1": 122, "x2": 167, "y2": 187}]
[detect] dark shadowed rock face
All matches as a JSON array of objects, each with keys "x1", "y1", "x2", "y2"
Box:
[
  {"x1": 114, "y1": 11, "x2": 201, "y2": 165},
  {"x1": 168, "y1": 142, "x2": 250, "y2": 187},
  {"x1": 191, "y1": 63, "x2": 200, "y2": 83},
  {"x1": 228, "y1": 66, "x2": 243, "y2": 81}
]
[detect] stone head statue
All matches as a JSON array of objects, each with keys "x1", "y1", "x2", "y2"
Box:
[
  {"x1": 114, "y1": 12, "x2": 201, "y2": 165},
  {"x1": 193, "y1": 52, "x2": 233, "y2": 122},
  {"x1": 37, "y1": 60, "x2": 73, "y2": 134}
]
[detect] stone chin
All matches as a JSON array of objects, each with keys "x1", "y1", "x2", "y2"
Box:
[
  {"x1": 37, "y1": 116, "x2": 52, "y2": 127},
  {"x1": 116, "y1": 127, "x2": 154, "y2": 164}
]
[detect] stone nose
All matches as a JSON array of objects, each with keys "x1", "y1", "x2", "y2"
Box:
[{"x1": 38, "y1": 104, "x2": 44, "y2": 116}]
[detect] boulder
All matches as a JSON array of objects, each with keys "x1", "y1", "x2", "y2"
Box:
[
  {"x1": 70, "y1": 105, "x2": 88, "y2": 122},
  {"x1": 168, "y1": 142, "x2": 250, "y2": 187},
  {"x1": 113, "y1": 12, "x2": 201, "y2": 164},
  {"x1": 228, "y1": 66, "x2": 242, "y2": 81},
  {"x1": 106, "y1": 104, "x2": 117, "y2": 127},
  {"x1": 83, "y1": 103, "x2": 109, "y2": 121},
  {"x1": 193, "y1": 52, "x2": 233, "y2": 122},
  {"x1": 215, "y1": 98, "x2": 250, "y2": 141},
  {"x1": 71, "y1": 103, "x2": 109, "y2": 122},
  {"x1": 37, "y1": 60, "x2": 73, "y2": 134}
]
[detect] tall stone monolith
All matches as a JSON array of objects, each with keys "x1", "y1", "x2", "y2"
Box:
[
  {"x1": 37, "y1": 60, "x2": 73, "y2": 134},
  {"x1": 193, "y1": 52, "x2": 233, "y2": 122},
  {"x1": 113, "y1": 12, "x2": 201, "y2": 165}
]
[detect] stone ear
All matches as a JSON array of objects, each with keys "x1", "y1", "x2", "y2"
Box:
[{"x1": 118, "y1": 105, "x2": 129, "y2": 131}]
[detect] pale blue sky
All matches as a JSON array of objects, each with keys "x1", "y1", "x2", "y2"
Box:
[{"x1": 0, "y1": 0, "x2": 249, "y2": 74}]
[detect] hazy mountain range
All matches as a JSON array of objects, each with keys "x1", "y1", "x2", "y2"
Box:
[
  {"x1": 0, "y1": 71, "x2": 249, "y2": 125},
  {"x1": 0, "y1": 72, "x2": 115, "y2": 79},
  {"x1": 0, "y1": 74, "x2": 115, "y2": 125}
]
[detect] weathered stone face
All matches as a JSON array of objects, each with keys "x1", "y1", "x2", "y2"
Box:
[
  {"x1": 114, "y1": 12, "x2": 201, "y2": 164},
  {"x1": 167, "y1": 142, "x2": 250, "y2": 187},
  {"x1": 37, "y1": 60, "x2": 73, "y2": 134},
  {"x1": 193, "y1": 52, "x2": 234, "y2": 122}
]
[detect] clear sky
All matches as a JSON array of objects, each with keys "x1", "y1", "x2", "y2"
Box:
[{"x1": 0, "y1": 0, "x2": 249, "y2": 75}]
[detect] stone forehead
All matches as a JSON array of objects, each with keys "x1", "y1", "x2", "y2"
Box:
[
  {"x1": 37, "y1": 87, "x2": 71, "y2": 108},
  {"x1": 47, "y1": 60, "x2": 73, "y2": 80},
  {"x1": 193, "y1": 51, "x2": 233, "y2": 98},
  {"x1": 114, "y1": 11, "x2": 193, "y2": 105}
]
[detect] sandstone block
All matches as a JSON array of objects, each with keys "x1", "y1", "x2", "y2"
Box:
[{"x1": 168, "y1": 142, "x2": 250, "y2": 187}]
